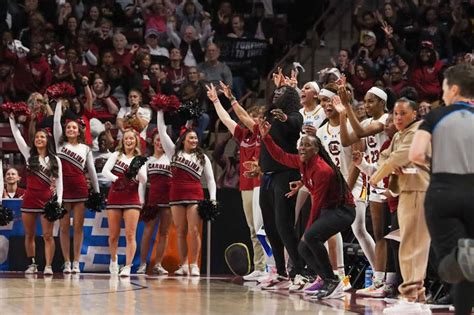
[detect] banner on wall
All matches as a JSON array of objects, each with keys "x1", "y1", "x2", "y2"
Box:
[
  {"x1": 0, "y1": 198, "x2": 147, "y2": 272},
  {"x1": 217, "y1": 38, "x2": 268, "y2": 70}
]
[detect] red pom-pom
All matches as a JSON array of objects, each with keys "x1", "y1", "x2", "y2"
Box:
[
  {"x1": 46, "y1": 82, "x2": 76, "y2": 99},
  {"x1": 1, "y1": 102, "x2": 31, "y2": 119},
  {"x1": 167, "y1": 95, "x2": 180, "y2": 111},
  {"x1": 150, "y1": 94, "x2": 181, "y2": 112}
]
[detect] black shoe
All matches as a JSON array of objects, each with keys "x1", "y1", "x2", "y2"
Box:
[{"x1": 314, "y1": 278, "x2": 344, "y2": 299}]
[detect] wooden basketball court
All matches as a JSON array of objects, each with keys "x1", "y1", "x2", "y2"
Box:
[{"x1": 0, "y1": 273, "x2": 458, "y2": 315}]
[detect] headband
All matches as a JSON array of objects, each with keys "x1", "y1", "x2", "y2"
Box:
[
  {"x1": 319, "y1": 89, "x2": 336, "y2": 99},
  {"x1": 367, "y1": 87, "x2": 387, "y2": 102},
  {"x1": 39, "y1": 127, "x2": 52, "y2": 137},
  {"x1": 307, "y1": 81, "x2": 320, "y2": 94},
  {"x1": 65, "y1": 118, "x2": 85, "y2": 128}
]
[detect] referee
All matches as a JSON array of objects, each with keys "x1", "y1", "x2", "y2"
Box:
[{"x1": 409, "y1": 64, "x2": 474, "y2": 315}]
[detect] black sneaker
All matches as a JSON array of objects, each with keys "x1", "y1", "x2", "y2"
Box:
[{"x1": 314, "y1": 279, "x2": 345, "y2": 299}]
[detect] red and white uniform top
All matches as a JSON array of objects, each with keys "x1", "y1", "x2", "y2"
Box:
[
  {"x1": 9, "y1": 116, "x2": 63, "y2": 204},
  {"x1": 53, "y1": 101, "x2": 100, "y2": 194},
  {"x1": 101, "y1": 151, "x2": 147, "y2": 207},
  {"x1": 361, "y1": 114, "x2": 389, "y2": 165},
  {"x1": 139, "y1": 155, "x2": 172, "y2": 207},
  {"x1": 157, "y1": 111, "x2": 216, "y2": 200},
  {"x1": 234, "y1": 124, "x2": 261, "y2": 191},
  {"x1": 360, "y1": 113, "x2": 389, "y2": 195}
]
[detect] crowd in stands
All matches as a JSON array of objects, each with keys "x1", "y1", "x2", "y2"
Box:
[
  {"x1": 325, "y1": 0, "x2": 473, "y2": 110},
  {"x1": 0, "y1": 0, "x2": 297, "y2": 155},
  {"x1": 0, "y1": 0, "x2": 473, "y2": 312}
]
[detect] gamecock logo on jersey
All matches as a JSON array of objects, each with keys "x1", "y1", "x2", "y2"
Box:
[
  {"x1": 328, "y1": 141, "x2": 341, "y2": 155},
  {"x1": 367, "y1": 136, "x2": 377, "y2": 148}
]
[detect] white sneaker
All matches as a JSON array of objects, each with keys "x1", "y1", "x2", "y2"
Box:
[
  {"x1": 44, "y1": 265, "x2": 53, "y2": 275},
  {"x1": 260, "y1": 275, "x2": 292, "y2": 290},
  {"x1": 189, "y1": 264, "x2": 200, "y2": 276},
  {"x1": 72, "y1": 261, "x2": 80, "y2": 273},
  {"x1": 25, "y1": 264, "x2": 38, "y2": 274},
  {"x1": 63, "y1": 261, "x2": 72, "y2": 274},
  {"x1": 136, "y1": 263, "x2": 147, "y2": 274},
  {"x1": 109, "y1": 259, "x2": 119, "y2": 275},
  {"x1": 174, "y1": 264, "x2": 189, "y2": 276},
  {"x1": 383, "y1": 301, "x2": 432, "y2": 314},
  {"x1": 289, "y1": 274, "x2": 309, "y2": 293},
  {"x1": 152, "y1": 264, "x2": 169, "y2": 275},
  {"x1": 243, "y1": 270, "x2": 267, "y2": 281},
  {"x1": 119, "y1": 265, "x2": 131, "y2": 277}
]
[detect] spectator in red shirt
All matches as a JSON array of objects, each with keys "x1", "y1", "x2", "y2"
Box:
[
  {"x1": 387, "y1": 64, "x2": 408, "y2": 98},
  {"x1": 164, "y1": 48, "x2": 188, "y2": 93},
  {"x1": 111, "y1": 32, "x2": 137, "y2": 72},
  {"x1": 383, "y1": 24, "x2": 444, "y2": 102},
  {"x1": 206, "y1": 83, "x2": 268, "y2": 280},
  {"x1": 83, "y1": 76, "x2": 120, "y2": 123},
  {"x1": 12, "y1": 42, "x2": 53, "y2": 99},
  {"x1": 141, "y1": 0, "x2": 168, "y2": 37},
  {"x1": 0, "y1": 61, "x2": 15, "y2": 102},
  {"x1": 53, "y1": 47, "x2": 89, "y2": 84},
  {"x1": 350, "y1": 62, "x2": 375, "y2": 101}
]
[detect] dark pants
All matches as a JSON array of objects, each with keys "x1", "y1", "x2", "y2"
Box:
[
  {"x1": 298, "y1": 205, "x2": 355, "y2": 281},
  {"x1": 260, "y1": 170, "x2": 304, "y2": 277},
  {"x1": 425, "y1": 176, "x2": 474, "y2": 315}
]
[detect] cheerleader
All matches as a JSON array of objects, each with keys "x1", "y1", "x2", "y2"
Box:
[
  {"x1": 9, "y1": 114, "x2": 63, "y2": 275},
  {"x1": 259, "y1": 120, "x2": 355, "y2": 299},
  {"x1": 101, "y1": 128, "x2": 147, "y2": 277},
  {"x1": 53, "y1": 101, "x2": 100, "y2": 273},
  {"x1": 2, "y1": 167, "x2": 26, "y2": 199},
  {"x1": 339, "y1": 85, "x2": 393, "y2": 296},
  {"x1": 137, "y1": 129, "x2": 172, "y2": 275},
  {"x1": 157, "y1": 110, "x2": 216, "y2": 276}
]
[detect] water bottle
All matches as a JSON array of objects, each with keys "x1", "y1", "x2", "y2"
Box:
[{"x1": 365, "y1": 266, "x2": 373, "y2": 288}]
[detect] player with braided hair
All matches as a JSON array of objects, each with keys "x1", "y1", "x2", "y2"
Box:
[{"x1": 259, "y1": 120, "x2": 355, "y2": 299}]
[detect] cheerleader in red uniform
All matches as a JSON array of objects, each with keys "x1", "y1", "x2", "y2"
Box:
[
  {"x1": 2, "y1": 167, "x2": 26, "y2": 199},
  {"x1": 53, "y1": 101, "x2": 100, "y2": 274},
  {"x1": 137, "y1": 129, "x2": 172, "y2": 275},
  {"x1": 9, "y1": 114, "x2": 63, "y2": 275},
  {"x1": 102, "y1": 128, "x2": 147, "y2": 277},
  {"x1": 157, "y1": 110, "x2": 216, "y2": 276}
]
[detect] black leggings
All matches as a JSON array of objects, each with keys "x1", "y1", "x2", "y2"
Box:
[
  {"x1": 259, "y1": 170, "x2": 304, "y2": 277},
  {"x1": 298, "y1": 205, "x2": 355, "y2": 281},
  {"x1": 425, "y1": 178, "x2": 474, "y2": 315}
]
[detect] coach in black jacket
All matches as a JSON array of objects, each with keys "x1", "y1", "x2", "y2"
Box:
[{"x1": 259, "y1": 85, "x2": 305, "y2": 282}]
